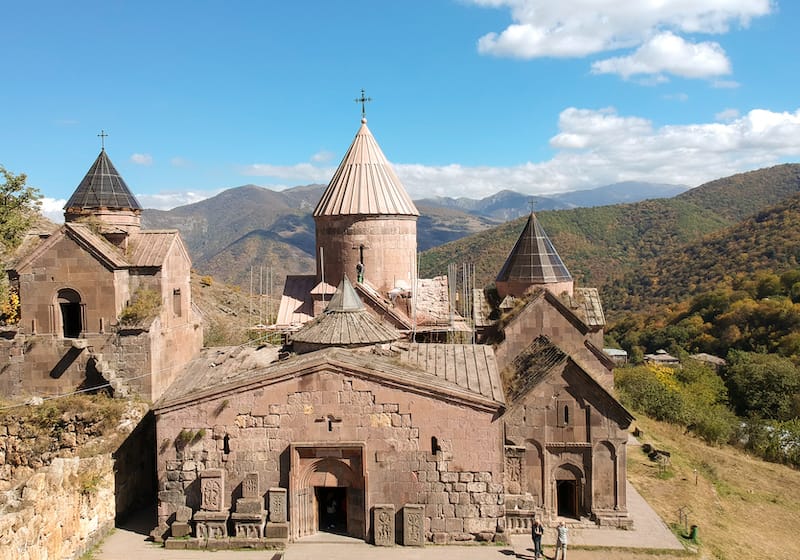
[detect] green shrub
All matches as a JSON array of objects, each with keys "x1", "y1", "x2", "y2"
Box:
[{"x1": 119, "y1": 287, "x2": 161, "y2": 325}]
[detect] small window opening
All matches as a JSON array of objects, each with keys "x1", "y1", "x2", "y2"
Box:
[
  {"x1": 223, "y1": 434, "x2": 231, "y2": 455},
  {"x1": 431, "y1": 436, "x2": 440, "y2": 455},
  {"x1": 172, "y1": 288, "x2": 182, "y2": 317},
  {"x1": 564, "y1": 405, "x2": 570, "y2": 426}
]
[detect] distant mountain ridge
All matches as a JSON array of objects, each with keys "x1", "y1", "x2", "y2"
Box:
[
  {"x1": 419, "y1": 164, "x2": 800, "y2": 317},
  {"x1": 139, "y1": 179, "x2": 695, "y2": 292},
  {"x1": 416, "y1": 181, "x2": 688, "y2": 221}
]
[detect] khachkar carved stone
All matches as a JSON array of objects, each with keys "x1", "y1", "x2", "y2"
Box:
[
  {"x1": 200, "y1": 469, "x2": 225, "y2": 511},
  {"x1": 194, "y1": 469, "x2": 229, "y2": 539},
  {"x1": 373, "y1": 504, "x2": 395, "y2": 546},
  {"x1": 403, "y1": 504, "x2": 424, "y2": 547},
  {"x1": 242, "y1": 472, "x2": 259, "y2": 498},
  {"x1": 504, "y1": 446, "x2": 525, "y2": 495},
  {"x1": 232, "y1": 472, "x2": 266, "y2": 539},
  {"x1": 265, "y1": 487, "x2": 289, "y2": 542},
  {"x1": 268, "y1": 487, "x2": 287, "y2": 524}
]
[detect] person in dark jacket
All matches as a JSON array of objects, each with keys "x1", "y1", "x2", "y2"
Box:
[{"x1": 531, "y1": 517, "x2": 544, "y2": 559}]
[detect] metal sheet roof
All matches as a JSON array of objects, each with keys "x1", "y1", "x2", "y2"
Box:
[
  {"x1": 496, "y1": 212, "x2": 572, "y2": 284},
  {"x1": 313, "y1": 119, "x2": 419, "y2": 217},
  {"x1": 127, "y1": 231, "x2": 179, "y2": 267},
  {"x1": 64, "y1": 150, "x2": 142, "y2": 211},
  {"x1": 399, "y1": 343, "x2": 504, "y2": 402},
  {"x1": 292, "y1": 277, "x2": 401, "y2": 347}
]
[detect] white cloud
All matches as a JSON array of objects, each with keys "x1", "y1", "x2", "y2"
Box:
[
  {"x1": 311, "y1": 150, "x2": 335, "y2": 163},
  {"x1": 591, "y1": 32, "x2": 731, "y2": 79},
  {"x1": 40, "y1": 197, "x2": 66, "y2": 223},
  {"x1": 395, "y1": 106, "x2": 800, "y2": 199},
  {"x1": 170, "y1": 157, "x2": 191, "y2": 168},
  {"x1": 143, "y1": 105, "x2": 800, "y2": 207},
  {"x1": 472, "y1": 0, "x2": 772, "y2": 79},
  {"x1": 130, "y1": 153, "x2": 153, "y2": 166},
  {"x1": 663, "y1": 93, "x2": 690, "y2": 102},
  {"x1": 240, "y1": 162, "x2": 334, "y2": 183},
  {"x1": 712, "y1": 79, "x2": 741, "y2": 88},
  {"x1": 136, "y1": 190, "x2": 221, "y2": 210},
  {"x1": 715, "y1": 108, "x2": 740, "y2": 122}
]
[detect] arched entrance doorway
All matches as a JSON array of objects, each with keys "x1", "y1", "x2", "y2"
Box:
[
  {"x1": 57, "y1": 288, "x2": 83, "y2": 338},
  {"x1": 553, "y1": 463, "x2": 583, "y2": 519},
  {"x1": 289, "y1": 443, "x2": 366, "y2": 541}
]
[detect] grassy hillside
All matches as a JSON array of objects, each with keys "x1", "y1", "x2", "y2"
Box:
[{"x1": 627, "y1": 415, "x2": 800, "y2": 560}]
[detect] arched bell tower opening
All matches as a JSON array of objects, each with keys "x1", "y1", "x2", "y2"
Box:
[{"x1": 57, "y1": 288, "x2": 83, "y2": 338}]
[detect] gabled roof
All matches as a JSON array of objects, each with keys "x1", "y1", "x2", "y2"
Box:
[
  {"x1": 64, "y1": 149, "x2": 142, "y2": 211},
  {"x1": 11, "y1": 223, "x2": 128, "y2": 274},
  {"x1": 313, "y1": 119, "x2": 419, "y2": 217},
  {"x1": 274, "y1": 275, "x2": 317, "y2": 329},
  {"x1": 127, "y1": 230, "x2": 183, "y2": 267},
  {"x1": 155, "y1": 346, "x2": 505, "y2": 414},
  {"x1": 399, "y1": 343, "x2": 505, "y2": 402},
  {"x1": 496, "y1": 212, "x2": 571, "y2": 284},
  {"x1": 501, "y1": 335, "x2": 633, "y2": 425}
]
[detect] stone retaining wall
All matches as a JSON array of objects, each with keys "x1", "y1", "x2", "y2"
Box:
[{"x1": 0, "y1": 456, "x2": 115, "y2": 560}]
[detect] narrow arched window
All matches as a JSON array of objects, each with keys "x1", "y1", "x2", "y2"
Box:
[
  {"x1": 431, "y1": 436, "x2": 440, "y2": 455},
  {"x1": 564, "y1": 405, "x2": 570, "y2": 426}
]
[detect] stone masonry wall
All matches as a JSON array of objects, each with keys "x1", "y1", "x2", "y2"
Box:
[
  {"x1": 0, "y1": 456, "x2": 115, "y2": 560},
  {"x1": 156, "y1": 369, "x2": 505, "y2": 543}
]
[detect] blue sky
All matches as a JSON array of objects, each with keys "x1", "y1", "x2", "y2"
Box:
[{"x1": 2, "y1": 1, "x2": 799, "y2": 220}]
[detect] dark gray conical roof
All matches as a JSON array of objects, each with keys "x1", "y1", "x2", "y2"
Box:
[
  {"x1": 496, "y1": 212, "x2": 572, "y2": 284},
  {"x1": 326, "y1": 274, "x2": 365, "y2": 312},
  {"x1": 292, "y1": 277, "x2": 401, "y2": 349},
  {"x1": 64, "y1": 149, "x2": 142, "y2": 211}
]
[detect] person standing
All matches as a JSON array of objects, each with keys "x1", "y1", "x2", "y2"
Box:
[
  {"x1": 531, "y1": 518, "x2": 544, "y2": 559},
  {"x1": 554, "y1": 521, "x2": 569, "y2": 560}
]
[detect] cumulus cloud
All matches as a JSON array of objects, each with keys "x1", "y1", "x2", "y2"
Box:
[
  {"x1": 591, "y1": 32, "x2": 731, "y2": 79},
  {"x1": 473, "y1": 0, "x2": 772, "y2": 79},
  {"x1": 40, "y1": 197, "x2": 66, "y2": 223},
  {"x1": 398, "y1": 106, "x2": 800, "y2": 198},
  {"x1": 143, "y1": 105, "x2": 800, "y2": 207},
  {"x1": 716, "y1": 108, "x2": 740, "y2": 122},
  {"x1": 136, "y1": 190, "x2": 222, "y2": 210},
  {"x1": 130, "y1": 153, "x2": 153, "y2": 166}
]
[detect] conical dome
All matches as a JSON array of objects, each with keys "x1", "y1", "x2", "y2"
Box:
[
  {"x1": 496, "y1": 212, "x2": 573, "y2": 298},
  {"x1": 64, "y1": 149, "x2": 142, "y2": 237},
  {"x1": 292, "y1": 277, "x2": 401, "y2": 353},
  {"x1": 313, "y1": 119, "x2": 418, "y2": 217},
  {"x1": 64, "y1": 149, "x2": 142, "y2": 212}
]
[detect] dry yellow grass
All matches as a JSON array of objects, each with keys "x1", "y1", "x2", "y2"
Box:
[{"x1": 628, "y1": 416, "x2": 800, "y2": 560}]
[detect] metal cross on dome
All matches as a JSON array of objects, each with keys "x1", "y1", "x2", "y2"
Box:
[
  {"x1": 98, "y1": 129, "x2": 108, "y2": 150},
  {"x1": 354, "y1": 88, "x2": 372, "y2": 118}
]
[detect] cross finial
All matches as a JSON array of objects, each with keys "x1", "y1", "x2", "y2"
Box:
[
  {"x1": 354, "y1": 88, "x2": 372, "y2": 119},
  {"x1": 97, "y1": 129, "x2": 108, "y2": 150}
]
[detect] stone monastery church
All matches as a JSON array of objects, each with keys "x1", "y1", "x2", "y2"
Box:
[{"x1": 3, "y1": 114, "x2": 634, "y2": 547}]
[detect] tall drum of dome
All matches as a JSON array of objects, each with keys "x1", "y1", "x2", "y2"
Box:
[
  {"x1": 313, "y1": 111, "x2": 419, "y2": 297},
  {"x1": 63, "y1": 145, "x2": 143, "y2": 237}
]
